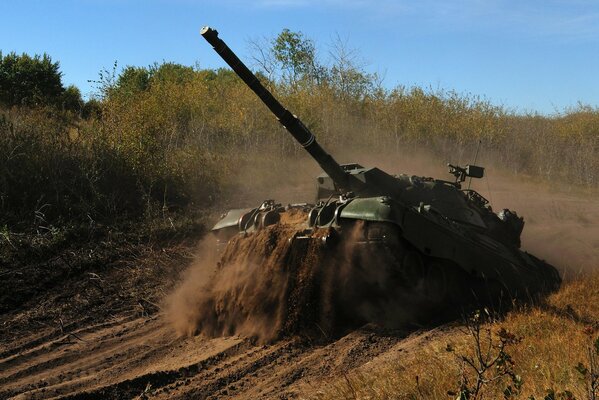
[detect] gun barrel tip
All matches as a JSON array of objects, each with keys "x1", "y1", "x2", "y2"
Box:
[{"x1": 201, "y1": 26, "x2": 216, "y2": 36}]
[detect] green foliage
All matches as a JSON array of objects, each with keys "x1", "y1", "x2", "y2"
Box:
[
  {"x1": 0, "y1": 51, "x2": 65, "y2": 107},
  {"x1": 0, "y1": 60, "x2": 239, "y2": 233},
  {"x1": 82, "y1": 98, "x2": 102, "y2": 119},
  {"x1": 115, "y1": 66, "x2": 150, "y2": 96},
  {"x1": 266, "y1": 28, "x2": 380, "y2": 100},
  {"x1": 61, "y1": 85, "x2": 83, "y2": 112},
  {"x1": 0, "y1": 108, "x2": 147, "y2": 230},
  {"x1": 272, "y1": 28, "x2": 319, "y2": 85},
  {"x1": 106, "y1": 62, "x2": 196, "y2": 101},
  {"x1": 150, "y1": 62, "x2": 194, "y2": 84}
]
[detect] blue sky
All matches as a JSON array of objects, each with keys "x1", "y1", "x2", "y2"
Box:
[{"x1": 1, "y1": 0, "x2": 598, "y2": 114}]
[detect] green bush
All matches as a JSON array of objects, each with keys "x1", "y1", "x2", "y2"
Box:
[{"x1": 0, "y1": 51, "x2": 84, "y2": 111}]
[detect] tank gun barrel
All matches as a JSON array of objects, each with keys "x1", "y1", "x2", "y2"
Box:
[{"x1": 201, "y1": 26, "x2": 355, "y2": 191}]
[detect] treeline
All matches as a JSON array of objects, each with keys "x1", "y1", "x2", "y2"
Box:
[{"x1": 1, "y1": 30, "x2": 598, "y2": 234}]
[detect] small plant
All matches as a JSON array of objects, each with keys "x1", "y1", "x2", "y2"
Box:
[
  {"x1": 0, "y1": 224, "x2": 13, "y2": 248},
  {"x1": 574, "y1": 335, "x2": 599, "y2": 400},
  {"x1": 447, "y1": 311, "x2": 523, "y2": 400}
]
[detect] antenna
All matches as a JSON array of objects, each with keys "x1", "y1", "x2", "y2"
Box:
[{"x1": 467, "y1": 140, "x2": 482, "y2": 190}]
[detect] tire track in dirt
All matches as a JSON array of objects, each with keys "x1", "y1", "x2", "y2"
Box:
[
  {"x1": 0, "y1": 314, "x2": 147, "y2": 381},
  {"x1": 0, "y1": 315, "x2": 249, "y2": 400},
  {"x1": 0, "y1": 316, "x2": 163, "y2": 387},
  {"x1": 153, "y1": 327, "x2": 408, "y2": 400},
  {"x1": 63, "y1": 339, "x2": 293, "y2": 400},
  {"x1": 0, "y1": 316, "x2": 96, "y2": 361},
  {"x1": 0, "y1": 309, "x2": 412, "y2": 400}
]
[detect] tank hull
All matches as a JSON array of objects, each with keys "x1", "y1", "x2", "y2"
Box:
[{"x1": 212, "y1": 196, "x2": 561, "y2": 311}]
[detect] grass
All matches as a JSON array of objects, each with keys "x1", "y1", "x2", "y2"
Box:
[{"x1": 313, "y1": 273, "x2": 599, "y2": 400}]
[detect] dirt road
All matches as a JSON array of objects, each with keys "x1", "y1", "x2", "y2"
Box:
[{"x1": 0, "y1": 309, "x2": 437, "y2": 399}]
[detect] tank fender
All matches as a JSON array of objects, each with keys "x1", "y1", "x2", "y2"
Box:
[
  {"x1": 212, "y1": 208, "x2": 253, "y2": 231},
  {"x1": 339, "y1": 196, "x2": 403, "y2": 224}
]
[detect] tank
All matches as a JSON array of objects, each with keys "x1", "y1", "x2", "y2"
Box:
[{"x1": 201, "y1": 27, "x2": 561, "y2": 315}]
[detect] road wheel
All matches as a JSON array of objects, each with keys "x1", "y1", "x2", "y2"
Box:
[{"x1": 401, "y1": 250, "x2": 425, "y2": 289}]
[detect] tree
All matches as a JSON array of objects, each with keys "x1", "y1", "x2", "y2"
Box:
[
  {"x1": 248, "y1": 29, "x2": 379, "y2": 98},
  {"x1": 149, "y1": 62, "x2": 194, "y2": 84},
  {"x1": 0, "y1": 51, "x2": 65, "y2": 107},
  {"x1": 61, "y1": 85, "x2": 83, "y2": 112},
  {"x1": 114, "y1": 66, "x2": 150, "y2": 96},
  {"x1": 109, "y1": 62, "x2": 195, "y2": 100},
  {"x1": 82, "y1": 98, "x2": 102, "y2": 119},
  {"x1": 327, "y1": 34, "x2": 380, "y2": 100},
  {"x1": 272, "y1": 29, "x2": 322, "y2": 86}
]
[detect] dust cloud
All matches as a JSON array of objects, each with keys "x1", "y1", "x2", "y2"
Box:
[
  {"x1": 165, "y1": 236, "x2": 221, "y2": 337},
  {"x1": 468, "y1": 166, "x2": 599, "y2": 278},
  {"x1": 166, "y1": 224, "x2": 323, "y2": 342},
  {"x1": 167, "y1": 221, "x2": 421, "y2": 342},
  {"x1": 165, "y1": 224, "x2": 312, "y2": 342}
]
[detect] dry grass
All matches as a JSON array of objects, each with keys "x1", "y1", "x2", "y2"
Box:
[{"x1": 314, "y1": 273, "x2": 599, "y2": 400}]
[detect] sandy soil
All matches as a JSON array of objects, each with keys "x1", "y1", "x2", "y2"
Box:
[
  {"x1": 0, "y1": 313, "x2": 426, "y2": 399},
  {"x1": 1, "y1": 164, "x2": 598, "y2": 400}
]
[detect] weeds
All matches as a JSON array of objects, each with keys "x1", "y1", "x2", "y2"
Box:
[
  {"x1": 573, "y1": 335, "x2": 599, "y2": 400},
  {"x1": 447, "y1": 311, "x2": 523, "y2": 400}
]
